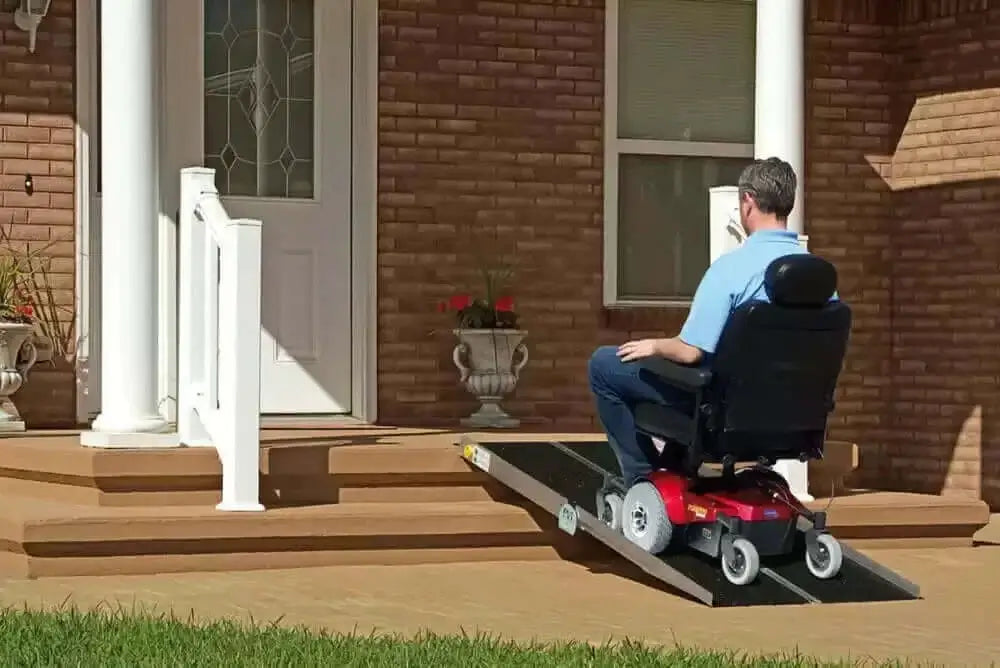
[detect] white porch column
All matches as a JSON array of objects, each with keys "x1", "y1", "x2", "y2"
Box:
[
  {"x1": 754, "y1": 0, "x2": 812, "y2": 502},
  {"x1": 754, "y1": 0, "x2": 805, "y2": 235},
  {"x1": 81, "y1": 0, "x2": 177, "y2": 448}
]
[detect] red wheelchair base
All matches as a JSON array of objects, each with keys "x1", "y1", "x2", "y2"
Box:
[{"x1": 599, "y1": 466, "x2": 844, "y2": 586}]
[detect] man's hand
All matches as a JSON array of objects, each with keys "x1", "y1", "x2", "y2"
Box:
[
  {"x1": 617, "y1": 337, "x2": 705, "y2": 365},
  {"x1": 616, "y1": 338, "x2": 664, "y2": 362}
]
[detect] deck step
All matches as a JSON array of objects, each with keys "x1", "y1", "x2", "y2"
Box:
[
  {"x1": 809, "y1": 491, "x2": 991, "y2": 548},
  {"x1": 0, "y1": 494, "x2": 605, "y2": 578},
  {"x1": 0, "y1": 478, "x2": 509, "y2": 507},
  {"x1": 0, "y1": 438, "x2": 494, "y2": 507},
  {"x1": 0, "y1": 434, "x2": 990, "y2": 577}
]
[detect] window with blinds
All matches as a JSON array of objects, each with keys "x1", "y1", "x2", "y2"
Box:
[
  {"x1": 618, "y1": 0, "x2": 755, "y2": 144},
  {"x1": 605, "y1": 0, "x2": 756, "y2": 304}
]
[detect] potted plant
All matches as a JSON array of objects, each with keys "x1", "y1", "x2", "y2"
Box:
[
  {"x1": 439, "y1": 267, "x2": 528, "y2": 429},
  {"x1": 0, "y1": 250, "x2": 38, "y2": 432}
]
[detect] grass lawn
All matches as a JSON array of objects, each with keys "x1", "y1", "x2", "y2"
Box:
[{"x1": 0, "y1": 606, "x2": 919, "y2": 667}]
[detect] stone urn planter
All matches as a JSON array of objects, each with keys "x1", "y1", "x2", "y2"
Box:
[
  {"x1": 0, "y1": 323, "x2": 37, "y2": 432},
  {"x1": 452, "y1": 328, "x2": 528, "y2": 428}
]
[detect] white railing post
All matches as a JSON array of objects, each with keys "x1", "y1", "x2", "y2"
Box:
[
  {"x1": 215, "y1": 217, "x2": 264, "y2": 512},
  {"x1": 177, "y1": 167, "x2": 214, "y2": 447},
  {"x1": 202, "y1": 232, "x2": 220, "y2": 413},
  {"x1": 178, "y1": 166, "x2": 264, "y2": 512}
]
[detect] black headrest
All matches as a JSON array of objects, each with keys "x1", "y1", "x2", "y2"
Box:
[{"x1": 764, "y1": 254, "x2": 837, "y2": 307}]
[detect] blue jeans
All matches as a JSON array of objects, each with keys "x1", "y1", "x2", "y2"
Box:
[{"x1": 588, "y1": 345, "x2": 694, "y2": 486}]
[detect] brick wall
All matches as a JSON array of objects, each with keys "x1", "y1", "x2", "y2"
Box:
[
  {"x1": 379, "y1": 0, "x2": 676, "y2": 431},
  {"x1": 377, "y1": 0, "x2": 702, "y2": 430},
  {"x1": 802, "y1": 0, "x2": 1000, "y2": 505},
  {"x1": 377, "y1": 0, "x2": 1000, "y2": 506},
  {"x1": 804, "y1": 0, "x2": 897, "y2": 488},
  {"x1": 885, "y1": 0, "x2": 1000, "y2": 505},
  {"x1": 374, "y1": 0, "x2": 889, "y2": 438},
  {"x1": 0, "y1": 0, "x2": 76, "y2": 427}
]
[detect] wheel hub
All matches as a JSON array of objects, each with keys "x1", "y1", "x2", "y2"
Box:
[
  {"x1": 813, "y1": 543, "x2": 830, "y2": 568},
  {"x1": 727, "y1": 550, "x2": 745, "y2": 574},
  {"x1": 601, "y1": 500, "x2": 613, "y2": 526},
  {"x1": 630, "y1": 503, "x2": 648, "y2": 536}
]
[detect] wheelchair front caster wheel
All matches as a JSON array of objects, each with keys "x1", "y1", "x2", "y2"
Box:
[
  {"x1": 806, "y1": 533, "x2": 843, "y2": 580},
  {"x1": 600, "y1": 492, "x2": 624, "y2": 533},
  {"x1": 722, "y1": 537, "x2": 760, "y2": 586}
]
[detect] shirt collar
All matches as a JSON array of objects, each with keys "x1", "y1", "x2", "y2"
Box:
[{"x1": 746, "y1": 229, "x2": 798, "y2": 243}]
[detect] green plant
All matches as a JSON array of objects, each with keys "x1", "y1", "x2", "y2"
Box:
[
  {"x1": 439, "y1": 237, "x2": 520, "y2": 330},
  {"x1": 0, "y1": 218, "x2": 75, "y2": 359},
  {"x1": 438, "y1": 290, "x2": 518, "y2": 330},
  {"x1": 0, "y1": 235, "x2": 39, "y2": 325}
]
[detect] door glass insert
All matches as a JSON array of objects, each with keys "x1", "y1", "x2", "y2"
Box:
[{"x1": 203, "y1": 0, "x2": 315, "y2": 198}]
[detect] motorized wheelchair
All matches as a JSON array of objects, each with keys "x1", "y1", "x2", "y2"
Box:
[{"x1": 596, "y1": 253, "x2": 852, "y2": 586}]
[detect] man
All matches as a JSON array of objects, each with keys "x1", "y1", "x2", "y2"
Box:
[{"x1": 588, "y1": 157, "x2": 808, "y2": 486}]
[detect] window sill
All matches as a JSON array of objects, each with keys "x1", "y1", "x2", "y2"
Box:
[{"x1": 603, "y1": 299, "x2": 693, "y2": 309}]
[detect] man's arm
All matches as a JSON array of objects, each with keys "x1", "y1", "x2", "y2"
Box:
[
  {"x1": 657, "y1": 337, "x2": 704, "y2": 364},
  {"x1": 616, "y1": 263, "x2": 732, "y2": 365},
  {"x1": 617, "y1": 336, "x2": 703, "y2": 364}
]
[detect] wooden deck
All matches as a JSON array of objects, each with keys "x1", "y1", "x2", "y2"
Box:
[{"x1": 0, "y1": 427, "x2": 989, "y2": 578}]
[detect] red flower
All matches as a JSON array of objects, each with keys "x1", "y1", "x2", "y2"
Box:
[
  {"x1": 16, "y1": 305, "x2": 32, "y2": 317},
  {"x1": 494, "y1": 296, "x2": 515, "y2": 312},
  {"x1": 448, "y1": 294, "x2": 472, "y2": 310}
]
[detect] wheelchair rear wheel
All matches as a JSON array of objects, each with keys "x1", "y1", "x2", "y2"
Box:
[{"x1": 622, "y1": 482, "x2": 673, "y2": 554}]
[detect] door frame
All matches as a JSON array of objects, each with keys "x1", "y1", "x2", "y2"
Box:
[{"x1": 73, "y1": 0, "x2": 378, "y2": 425}]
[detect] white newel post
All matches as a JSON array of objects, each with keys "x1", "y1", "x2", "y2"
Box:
[
  {"x1": 709, "y1": 186, "x2": 745, "y2": 256},
  {"x1": 177, "y1": 168, "x2": 214, "y2": 448},
  {"x1": 754, "y1": 0, "x2": 811, "y2": 501},
  {"x1": 216, "y1": 215, "x2": 265, "y2": 511},
  {"x1": 81, "y1": 0, "x2": 178, "y2": 448}
]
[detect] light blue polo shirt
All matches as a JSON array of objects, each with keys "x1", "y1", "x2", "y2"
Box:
[{"x1": 678, "y1": 229, "x2": 810, "y2": 356}]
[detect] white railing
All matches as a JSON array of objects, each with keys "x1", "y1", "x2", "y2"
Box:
[{"x1": 177, "y1": 167, "x2": 265, "y2": 512}]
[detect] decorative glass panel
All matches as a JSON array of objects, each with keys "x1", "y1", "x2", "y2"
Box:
[
  {"x1": 204, "y1": 0, "x2": 315, "y2": 198},
  {"x1": 618, "y1": 0, "x2": 755, "y2": 144},
  {"x1": 617, "y1": 155, "x2": 747, "y2": 300}
]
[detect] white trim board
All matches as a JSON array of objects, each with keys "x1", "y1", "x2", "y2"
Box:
[
  {"x1": 74, "y1": 0, "x2": 99, "y2": 424},
  {"x1": 351, "y1": 0, "x2": 379, "y2": 422}
]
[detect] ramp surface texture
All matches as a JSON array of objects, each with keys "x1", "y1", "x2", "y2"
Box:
[{"x1": 464, "y1": 439, "x2": 920, "y2": 608}]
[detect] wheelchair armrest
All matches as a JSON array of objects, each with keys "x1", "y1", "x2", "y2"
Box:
[{"x1": 638, "y1": 356, "x2": 712, "y2": 391}]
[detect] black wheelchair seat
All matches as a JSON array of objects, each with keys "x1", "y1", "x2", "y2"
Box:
[{"x1": 634, "y1": 253, "x2": 852, "y2": 476}]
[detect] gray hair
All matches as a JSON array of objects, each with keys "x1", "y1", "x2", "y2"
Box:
[{"x1": 737, "y1": 157, "x2": 796, "y2": 220}]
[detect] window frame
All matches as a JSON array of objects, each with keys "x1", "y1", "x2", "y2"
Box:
[{"x1": 602, "y1": 0, "x2": 755, "y2": 308}]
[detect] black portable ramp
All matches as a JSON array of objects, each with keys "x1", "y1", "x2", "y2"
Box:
[{"x1": 460, "y1": 437, "x2": 921, "y2": 608}]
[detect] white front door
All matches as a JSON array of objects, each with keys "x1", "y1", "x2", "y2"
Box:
[{"x1": 163, "y1": 0, "x2": 352, "y2": 414}]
